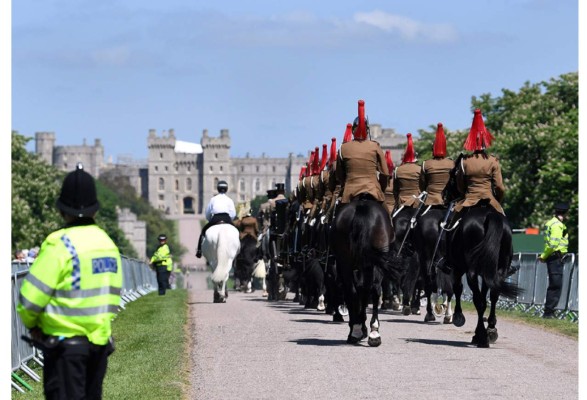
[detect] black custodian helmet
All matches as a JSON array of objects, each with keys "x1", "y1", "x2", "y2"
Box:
[
  {"x1": 56, "y1": 163, "x2": 100, "y2": 218},
  {"x1": 158, "y1": 234, "x2": 167, "y2": 241},
  {"x1": 217, "y1": 180, "x2": 228, "y2": 193}
]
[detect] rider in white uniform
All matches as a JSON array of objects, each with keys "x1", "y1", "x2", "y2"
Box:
[{"x1": 196, "y1": 180, "x2": 237, "y2": 258}]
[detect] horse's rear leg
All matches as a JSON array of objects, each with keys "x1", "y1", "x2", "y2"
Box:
[
  {"x1": 452, "y1": 276, "x2": 466, "y2": 327},
  {"x1": 424, "y1": 289, "x2": 436, "y2": 322},
  {"x1": 368, "y1": 280, "x2": 382, "y2": 347},
  {"x1": 443, "y1": 293, "x2": 454, "y2": 324},
  {"x1": 469, "y1": 277, "x2": 489, "y2": 348},
  {"x1": 487, "y1": 288, "x2": 500, "y2": 343}
]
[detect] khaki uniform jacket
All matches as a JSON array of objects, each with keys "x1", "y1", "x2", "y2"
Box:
[
  {"x1": 302, "y1": 176, "x2": 314, "y2": 210},
  {"x1": 336, "y1": 140, "x2": 389, "y2": 203},
  {"x1": 269, "y1": 194, "x2": 287, "y2": 211},
  {"x1": 420, "y1": 158, "x2": 455, "y2": 206},
  {"x1": 319, "y1": 170, "x2": 333, "y2": 212},
  {"x1": 236, "y1": 215, "x2": 259, "y2": 240},
  {"x1": 394, "y1": 162, "x2": 421, "y2": 207},
  {"x1": 384, "y1": 176, "x2": 395, "y2": 214},
  {"x1": 454, "y1": 153, "x2": 505, "y2": 214}
]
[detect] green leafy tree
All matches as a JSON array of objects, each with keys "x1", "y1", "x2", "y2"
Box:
[{"x1": 11, "y1": 132, "x2": 62, "y2": 253}]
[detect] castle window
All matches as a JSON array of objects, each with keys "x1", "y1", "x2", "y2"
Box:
[
  {"x1": 256, "y1": 166, "x2": 259, "y2": 172},
  {"x1": 241, "y1": 166, "x2": 244, "y2": 172},
  {"x1": 255, "y1": 179, "x2": 260, "y2": 191},
  {"x1": 159, "y1": 178, "x2": 165, "y2": 191},
  {"x1": 186, "y1": 178, "x2": 192, "y2": 191},
  {"x1": 220, "y1": 166, "x2": 223, "y2": 172},
  {"x1": 165, "y1": 166, "x2": 168, "y2": 171},
  {"x1": 64, "y1": 163, "x2": 68, "y2": 169},
  {"x1": 154, "y1": 166, "x2": 158, "y2": 171},
  {"x1": 175, "y1": 180, "x2": 179, "y2": 191},
  {"x1": 158, "y1": 194, "x2": 164, "y2": 201},
  {"x1": 160, "y1": 152, "x2": 163, "y2": 159},
  {"x1": 215, "y1": 153, "x2": 218, "y2": 159},
  {"x1": 187, "y1": 165, "x2": 191, "y2": 171},
  {"x1": 214, "y1": 178, "x2": 219, "y2": 189},
  {"x1": 239, "y1": 194, "x2": 245, "y2": 202},
  {"x1": 239, "y1": 179, "x2": 245, "y2": 191},
  {"x1": 272, "y1": 166, "x2": 276, "y2": 172},
  {"x1": 209, "y1": 166, "x2": 213, "y2": 172}
]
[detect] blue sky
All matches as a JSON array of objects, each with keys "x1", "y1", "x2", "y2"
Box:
[{"x1": 11, "y1": 0, "x2": 578, "y2": 162}]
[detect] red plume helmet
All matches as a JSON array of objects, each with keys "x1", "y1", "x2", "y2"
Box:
[
  {"x1": 306, "y1": 150, "x2": 315, "y2": 176},
  {"x1": 402, "y1": 133, "x2": 417, "y2": 163},
  {"x1": 312, "y1": 146, "x2": 320, "y2": 175},
  {"x1": 432, "y1": 123, "x2": 447, "y2": 158},
  {"x1": 385, "y1": 150, "x2": 395, "y2": 173},
  {"x1": 463, "y1": 109, "x2": 494, "y2": 151},
  {"x1": 319, "y1": 144, "x2": 328, "y2": 172},
  {"x1": 299, "y1": 166, "x2": 307, "y2": 180},
  {"x1": 343, "y1": 123, "x2": 352, "y2": 143},
  {"x1": 352, "y1": 100, "x2": 368, "y2": 140},
  {"x1": 328, "y1": 137, "x2": 337, "y2": 168}
]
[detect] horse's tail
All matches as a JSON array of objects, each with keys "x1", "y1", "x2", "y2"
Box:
[
  {"x1": 350, "y1": 202, "x2": 372, "y2": 267},
  {"x1": 211, "y1": 226, "x2": 240, "y2": 283},
  {"x1": 467, "y1": 212, "x2": 502, "y2": 290}
]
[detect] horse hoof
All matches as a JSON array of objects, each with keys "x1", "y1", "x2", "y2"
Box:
[
  {"x1": 347, "y1": 335, "x2": 361, "y2": 344},
  {"x1": 402, "y1": 306, "x2": 411, "y2": 316},
  {"x1": 453, "y1": 313, "x2": 466, "y2": 327},
  {"x1": 381, "y1": 300, "x2": 391, "y2": 310},
  {"x1": 411, "y1": 308, "x2": 421, "y2": 315},
  {"x1": 368, "y1": 336, "x2": 382, "y2": 347},
  {"x1": 262, "y1": 291, "x2": 268, "y2": 297},
  {"x1": 338, "y1": 305, "x2": 349, "y2": 316},
  {"x1": 333, "y1": 314, "x2": 344, "y2": 323},
  {"x1": 443, "y1": 315, "x2": 453, "y2": 324},
  {"x1": 487, "y1": 328, "x2": 498, "y2": 343},
  {"x1": 433, "y1": 304, "x2": 445, "y2": 318},
  {"x1": 424, "y1": 312, "x2": 436, "y2": 322}
]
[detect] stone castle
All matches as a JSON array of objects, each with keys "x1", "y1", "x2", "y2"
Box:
[
  {"x1": 33, "y1": 126, "x2": 406, "y2": 261},
  {"x1": 35, "y1": 125, "x2": 406, "y2": 217}
]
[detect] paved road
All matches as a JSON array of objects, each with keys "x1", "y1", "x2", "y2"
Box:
[{"x1": 185, "y1": 271, "x2": 578, "y2": 400}]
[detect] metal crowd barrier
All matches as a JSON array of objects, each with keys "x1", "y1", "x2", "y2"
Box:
[
  {"x1": 10, "y1": 256, "x2": 156, "y2": 393},
  {"x1": 461, "y1": 252, "x2": 579, "y2": 321}
]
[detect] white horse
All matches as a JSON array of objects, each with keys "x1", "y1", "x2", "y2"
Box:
[{"x1": 202, "y1": 224, "x2": 241, "y2": 303}]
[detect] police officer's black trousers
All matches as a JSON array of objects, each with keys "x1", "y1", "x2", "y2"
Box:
[
  {"x1": 545, "y1": 258, "x2": 564, "y2": 315},
  {"x1": 43, "y1": 339, "x2": 110, "y2": 400},
  {"x1": 156, "y1": 266, "x2": 169, "y2": 295}
]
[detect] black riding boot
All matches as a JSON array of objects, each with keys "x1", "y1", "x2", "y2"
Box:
[{"x1": 196, "y1": 234, "x2": 203, "y2": 258}]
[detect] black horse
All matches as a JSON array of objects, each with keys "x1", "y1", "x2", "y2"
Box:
[
  {"x1": 412, "y1": 206, "x2": 454, "y2": 323},
  {"x1": 234, "y1": 235, "x2": 260, "y2": 293},
  {"x1": 391, "y1": 206, "x2": 422, "y2": 315},
  {"x1": 439, "y1": 160, "x2": 520, "y2": 348},
  {"x1": 331, "y1": 197, "x2": 397, "y2": 346}
]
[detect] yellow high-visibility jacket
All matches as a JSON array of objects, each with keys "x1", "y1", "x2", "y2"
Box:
[
  {"x1": 17, "y1": 224, "x2": 122, "y2": 346},
  {"x1": 540, "y1": 217, "x2": 568, "y2": 260},
  {"x1": 151, "y1": 244, "x2": 173, "y2": 272}
]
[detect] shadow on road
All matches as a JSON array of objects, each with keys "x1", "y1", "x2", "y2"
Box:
[
  {"x1": 289, "y1": 338, "x2": 348, "y2": 346},
  {"x1": 402, "y1": 337, "x2": 471, "y2": 347}
]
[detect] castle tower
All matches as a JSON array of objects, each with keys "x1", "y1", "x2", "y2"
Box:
[
  {"x1": 147, "y1": 129, "x2": 177, "y2": 214},
  {"x1": 35, "y1": 131, "x2": 56, "y2": 165},
  {"x1": 200, "y1": 129, "x2": 232, "y2": 211}
]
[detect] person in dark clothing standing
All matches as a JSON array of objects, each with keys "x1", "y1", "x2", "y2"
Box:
[{"x1": 538, "y1": 202, "x2": 570, "y2": 319}]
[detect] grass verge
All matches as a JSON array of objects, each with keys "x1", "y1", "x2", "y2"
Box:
[
  {"x1": 459, "y1": 301, "x2": 578, "y2": 340},
  {"x1": 12, "y1": 289, "x2": 188, "y2": 399}
]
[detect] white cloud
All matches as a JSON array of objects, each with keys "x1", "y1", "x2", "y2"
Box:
[{"x1": 354, "y1": 10, "x2": 458, "y2": 43}]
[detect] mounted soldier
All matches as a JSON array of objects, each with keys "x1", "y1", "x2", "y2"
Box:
[{"x1": 196, "y1": 180, "x2": 236, "y2": 259}]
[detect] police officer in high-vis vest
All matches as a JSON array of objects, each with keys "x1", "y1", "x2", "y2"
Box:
[
  {"x1": 17, "y1": 163, "x2": 122, "y2": 400},
  {"x1": 538, "y1": 202, "x2": 570, "y2": 319},
  {"x1": 150, "y1": 234, "x2": 173, "y2": 295}
]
